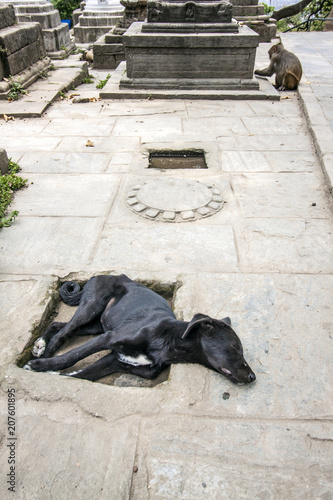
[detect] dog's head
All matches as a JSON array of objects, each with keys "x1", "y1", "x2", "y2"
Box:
[{"x1": 182, "y1": 314, "x2": 256, "y2": 385}]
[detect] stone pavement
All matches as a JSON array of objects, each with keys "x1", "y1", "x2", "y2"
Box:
[{"x1": 0, "y1": 33, "x2": 333, "y2": 499}]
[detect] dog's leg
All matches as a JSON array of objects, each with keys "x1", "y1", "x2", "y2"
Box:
[
  {"x1": 69, "y1": 353, "x2": 163, "y2": 381},
  {"x1": 32, "y1": 322, "x2": 66, "y2": 357},
  {"x1": 26, "y1": 331, "x2": 113, "y2": 372},
  {"x1": 42, "y1": 279, "x2": 119, "y2": 357},
  {"x1": 33, "y1": 318, "x2": 104, "y2": 358}
]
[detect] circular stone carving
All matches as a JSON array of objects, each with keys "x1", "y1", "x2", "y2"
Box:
[{"x1": 126, "y1": 178, "x2": 224, "y2": 222}]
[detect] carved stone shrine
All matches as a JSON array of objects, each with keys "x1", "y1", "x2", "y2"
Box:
[{"x1": 120, "y1": 0, "x2": 260, "y2": 91}]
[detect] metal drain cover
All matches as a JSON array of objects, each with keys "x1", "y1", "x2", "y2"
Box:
[{"x1": 126, "y1": 178, "x2": 224, "y2": 222}]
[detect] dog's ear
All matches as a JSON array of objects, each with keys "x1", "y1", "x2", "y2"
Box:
[
  {"x1": 182, "y1": 314, "x2": 213, "y2": 339},
  {"x1": 221, "y1": 316, "x2": 231, "y2": 326}
]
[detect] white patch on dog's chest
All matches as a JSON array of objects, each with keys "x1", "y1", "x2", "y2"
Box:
[{"x1": 118, "y1": 353, "x2": 152, "y2": 366}]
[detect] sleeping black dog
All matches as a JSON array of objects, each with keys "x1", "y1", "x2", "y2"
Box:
[{"x1": 25, "y1": 274, "x2": 256, "y2": 385}]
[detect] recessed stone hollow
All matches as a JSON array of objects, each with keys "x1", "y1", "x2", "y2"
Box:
[
  {"x1": 149, "y1": 150, "x2": 207, "y2": 169},
  {"x1": 18, "y1": 277, "x2": 181, "y2": 387}
]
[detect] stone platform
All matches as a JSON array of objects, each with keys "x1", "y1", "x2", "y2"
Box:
[{"x1": 119, "y1": 21, "x2": 262, "y2": 92}]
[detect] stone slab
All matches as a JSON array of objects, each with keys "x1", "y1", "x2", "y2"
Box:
[
  {"x1": 92, "y1": 224, "x2": 239, "y2": 272},
  {"x1": 10, "y1": 173, "x2": 120, "y2": 217},
  {"x1": 19, "y1": 151, "x2": 111, "y2": 174},
  {"x1": 0, "y1": 217, "x2": 104, "y2": 275},
  {"x1": 172, "y1": 273, "x2": 333, "y2": 419},
  {"x1": 132, "y1": 416, "x2": 333, "y2": 499},
  {"x1": 0, "y1": 410, "x2": 140, "y2": 500},
  {"x1": 0, "y1": 63, "x2": 88, "y2": 117}
]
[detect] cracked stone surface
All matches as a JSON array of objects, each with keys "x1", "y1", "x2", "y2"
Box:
[{"x1": 0, "y1": 36, "x2": 333, "y2": 500}]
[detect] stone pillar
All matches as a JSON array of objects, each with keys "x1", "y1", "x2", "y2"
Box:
[
  {"x1": 74, "y1": 0, "x2": 124, "y2": 43},
  {"x1": 0, "y1": 0, "x2": 75, "y2": 57}
]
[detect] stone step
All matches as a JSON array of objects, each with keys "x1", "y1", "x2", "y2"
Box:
[
  {"x1": 15, "y1": 4, "x2": 54, "y2": 14},
  {"x1": 0, "y1": 4, "x2": 16, "y2": 29},
  {"x1": 16, "y1": 10, "x2": 61, "y2": 30},
  {"x1": 233, "y1": 5, "x2": 265, "y2": 16},
  {"x1": 79, "y1": 14, "x2": 124, "y2": 26}
]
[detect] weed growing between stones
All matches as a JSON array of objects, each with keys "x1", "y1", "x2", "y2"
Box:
[
  {"x1": 82, "y1": 75, "x2": 95, "y2": 84},
  {"x1": 96, "y1": 73, "x2": 111, "y2": 89},
  {"x1": 0, "y1": 159, "x2": 27, "y2": 228},
  {"x1": 7, "y1": 78, "x2": 27, "y2": 101}
]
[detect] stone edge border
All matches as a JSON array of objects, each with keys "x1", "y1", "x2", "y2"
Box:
[{"x1": 126, "y1": 180, "x2": 225, "y2": 222}]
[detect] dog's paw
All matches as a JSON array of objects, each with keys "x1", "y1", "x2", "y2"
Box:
[
  {"x1": 32, "y1": 338, "x2": 46, "y2": 358},
  {"x1": 23, "y1": 358, "x2": 48, "y2": 372}
]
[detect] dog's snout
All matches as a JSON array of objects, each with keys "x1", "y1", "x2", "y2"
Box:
[{"x1": 248, "y1": 372, "x2": 256, "y2": 383}]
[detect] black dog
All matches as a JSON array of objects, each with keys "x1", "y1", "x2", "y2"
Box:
[{"x1": 25, "y1": 274, "x2": 256, "y2": 385}]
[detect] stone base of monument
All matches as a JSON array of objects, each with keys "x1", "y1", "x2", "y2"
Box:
[
  {"x1": 5, "y1": 0, "x2": 75, "y2": 58},
  {"x1": 0, "y1": 4, "x2": 53, "y2": 99},
  {"x1": 74, "y1": 9, "x2": 124, "y2": 43},
  {"x1": 118, "y1": 21, "x2": 262, "y2": 92},
  {"x1": 100, "y1": 60, "x2": 280, "y2": 100}
]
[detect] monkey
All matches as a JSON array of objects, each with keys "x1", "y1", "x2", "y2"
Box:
[{"x1": 255, "y1": 43, "x2": 302, "y2": 91}]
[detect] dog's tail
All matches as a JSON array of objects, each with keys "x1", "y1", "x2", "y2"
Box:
[{"x1": 59, "y1": 281, "x2": 83, "y2": 306}]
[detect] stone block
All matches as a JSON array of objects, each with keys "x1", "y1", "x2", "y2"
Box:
[
  {"x1": 80, "y1": 15, "x2": 121, "y2": 26},
  {"x1": 16, "y1": 10, "x2": 61, "y2": 30},
  {"x1": 230, "y1": 0, "x2": 258, "y2": 5},
  {"x1": 122, "y1": 22, "x2": 259, "y2": 83},
  {"x1": 105, "y1": 33, "x2": 124, "y2": 43},
  {"x1": 6, "y1": 37, "x2": 45, "y2": 76},
  {"x1": 93, "y1": 35, "x2": 125, "y2": 68},
  {"x1": 43, "y1": 24, "x2": 71, "y2": 52},
  {"x1": 0, "y1": 148, "x2": 8, "y2": 175},
  {"x1": 233, "y1": 5, "x2": 264, "y2": 16},
  {"x1": 247, "y1": 20, "x2": 276, "y2": 42},
  {"x1": 0, "y1": 4, "x2": 16, "y2": 30},
  {"x1": 146, "y1": 1, "x2": 233, "y2": 24},
  {"x1": 0, "y1": 24, "x2": 42, "y2": 56},
  {"x1": 75, "y1": 24, "x2": 120, "y2": 43}
]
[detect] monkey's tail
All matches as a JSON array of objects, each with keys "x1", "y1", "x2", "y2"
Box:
[{"x1": 59, "y1": 281, "x2": 83, "y2": 306}]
